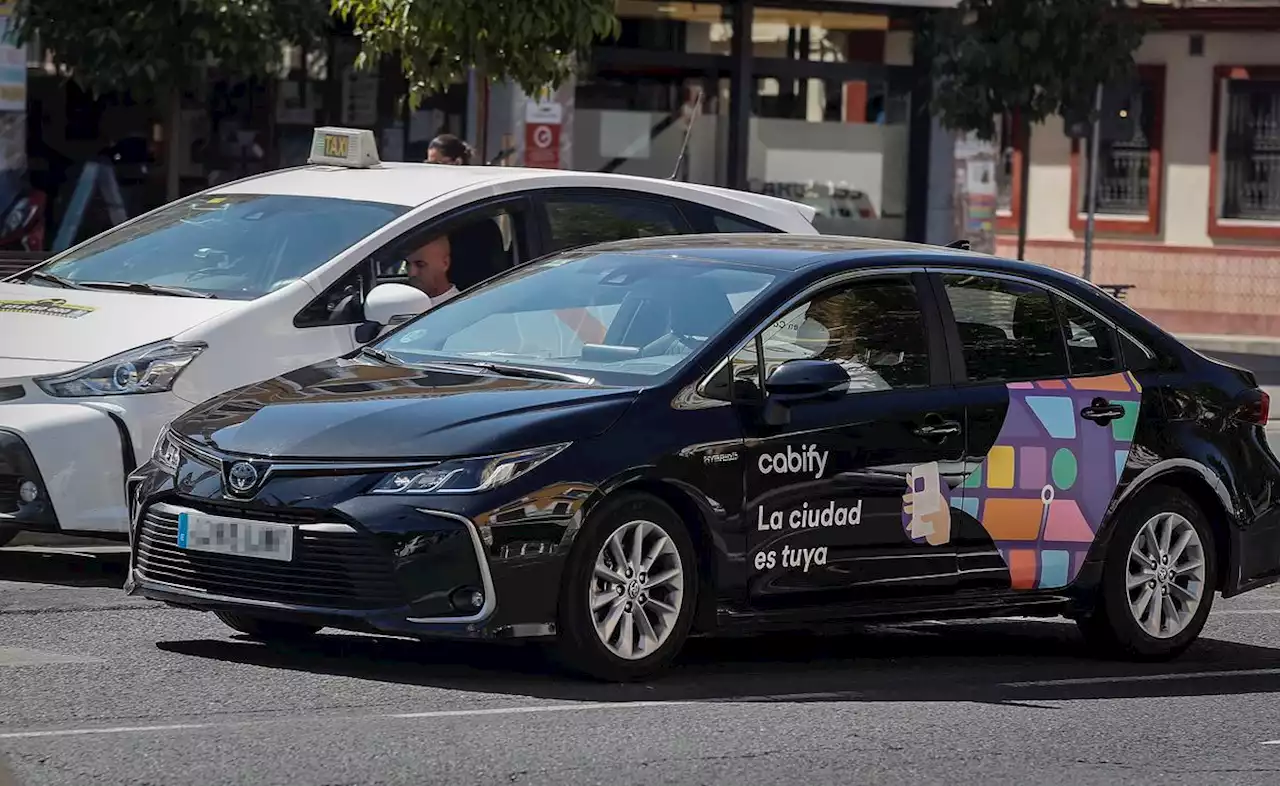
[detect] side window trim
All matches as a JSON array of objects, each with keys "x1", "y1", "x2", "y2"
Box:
[
  {"x1": 532, "y1": 187, "x2": 696, "y2": 255},
  {"x1": 696, "y1": 265, "x2": 930, "y2": 400},
  {"x1": 925, "y1": 266, "x2": 1156, "y2": 379},
  {"x1": 293, "y1": 194, "x2": 536, "y2": 329}
]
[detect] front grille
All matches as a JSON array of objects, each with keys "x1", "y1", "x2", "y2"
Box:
[
  {"x1": 0, "y1": 475, "x2": 18, "y2": 513},
  {"x1": 135, "y1": 504, "x2": 404, "y2": 610}
]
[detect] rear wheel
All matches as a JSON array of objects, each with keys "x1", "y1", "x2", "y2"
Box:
[
  {"x1": 215, "y1": 611, "x2": 322, "y2": 642},
  {"x1": 1077, "y1": 487, "x2": 1215, "y2": 660},
  {"x1": 554, "y1": 492, "x2": 699, "y2": 681}
]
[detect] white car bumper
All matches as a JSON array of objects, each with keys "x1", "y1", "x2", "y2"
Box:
[{"x1": 0, "y1": 401, "x2": 176, "y2": 534}]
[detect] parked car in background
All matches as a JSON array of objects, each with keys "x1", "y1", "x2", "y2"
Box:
[
  {"x1": 127, "y1": 234, "x2": 1280, "y2": 680},
  {"x1": 0, "y1": 127, "x2": 819, "y2": 547}
]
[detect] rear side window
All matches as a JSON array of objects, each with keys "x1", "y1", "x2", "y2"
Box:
[
  {"x1": 711, "y1": 212, "x2": 780, "y2": 233},
  {"x1": 942, "y1": 274, "x2": 1070, "y2": 383},
  {"x1": 543, "y1": 197, "x2": 686, "y2": 254},
  {"x1": 1054, "y1": 295, "x2": 1121, "y2": 376}
]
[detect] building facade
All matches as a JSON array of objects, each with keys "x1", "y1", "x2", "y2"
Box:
[
  {"x1": 476, "y1": 0, "x2": 955, "y2": 244},
  {"x1": 993, "y1": 3, "x2": 1280, "y2": 338}
]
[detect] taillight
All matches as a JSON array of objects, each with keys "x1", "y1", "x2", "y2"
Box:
[{"x1": 1237, "y1": 388, "x2": 1270, "y2": 425}]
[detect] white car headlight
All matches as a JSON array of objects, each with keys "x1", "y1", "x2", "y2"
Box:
[
  {"x1": 371, "y1": 443, "x2": 571, "y2": 495},
  {"x1": 34, "y1": 340, "x2": 206, "y2": 398},
  {"x1": 152, "y1": 428, "x2": 183, "y2": 473}
]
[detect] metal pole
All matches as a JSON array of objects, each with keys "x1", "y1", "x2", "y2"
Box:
[{"x1": 1082, "y1": 82, "x2": 1104, "y2": 281}]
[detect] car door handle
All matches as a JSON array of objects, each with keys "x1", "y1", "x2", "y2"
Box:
[
  {"x1": 913, "y1": 419, "x2": 962, "y2": 439},
  {"x1": 1081, "y1": 398, "x2": 1126, "y2": 425}
]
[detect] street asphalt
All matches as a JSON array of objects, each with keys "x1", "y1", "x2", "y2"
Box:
[{"x1": 4, "y1": 367, "x2": 1280, "y2": 786}]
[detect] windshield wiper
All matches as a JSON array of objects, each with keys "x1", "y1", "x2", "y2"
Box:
[
  {"x1": 358, "y1": 346, "x2": 401, "y2": 365},
  {"x1": 77, "y1": 281, "x2": 216, "y2": 299},
  {"x1": 457, "y1": 361, "x2": 595, "y2": 385},
  {"x1": 25, "y1": 271, "x2": 89, "y2": 290}
]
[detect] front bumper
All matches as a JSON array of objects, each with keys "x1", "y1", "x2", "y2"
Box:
[
  {"x1": 125, "y1": 458, "x2": 579, "y2": 640},
  {"x1": 0, "y1": 403, "x2": 139, "y2": 533}
]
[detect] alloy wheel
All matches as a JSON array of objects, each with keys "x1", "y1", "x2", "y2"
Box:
[
  {"x1": 589, "y1": 518, "x2": 685, "y2": 660},
  {"x1": 1126, "y1": 511, "x2": 1206, "y2": 639}
]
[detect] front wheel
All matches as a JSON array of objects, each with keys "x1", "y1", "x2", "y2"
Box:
[
  {"x1": 1077, "y1": 487, "x2": 1216, "y2": 660},
  {"x1": 215, "y1": 611, "x2": 322, "y2": 642},
  {"x1": 554, "y1": 493, "x2": 699, "y2": 681}
]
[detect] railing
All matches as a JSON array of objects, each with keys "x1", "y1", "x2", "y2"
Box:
[{"x1": 1096, "y1": 147, "x2": 1150, "y2": 215}]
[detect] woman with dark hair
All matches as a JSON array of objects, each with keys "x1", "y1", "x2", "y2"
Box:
[{"x1": 426, "y1": 134, "x2": 473, "y2": 165}]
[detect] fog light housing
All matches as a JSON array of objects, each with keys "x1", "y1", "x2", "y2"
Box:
[
  {"x1": 450, "y1": 587, "x2": 485, "y2": 613},
  {"x1": 17, "y1": 480, "x2": 39, "y2": 504}
]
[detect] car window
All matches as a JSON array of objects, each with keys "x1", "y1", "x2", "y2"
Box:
[
  {"x1": 711, "y1": 212, "x2": 779, "y2": 233},
  {"x1": 379, "y1": 251, "x2": 776, "y2": 385},
  {"x1": 543, "y1": 197, "x2": 685, "y2": 254},
  {"x1": 942, "y1": 274, "x2": 1070, "y2": 382},
  {"x1": 40, "y1": 194, "x2": 406, "y2": 300},
  {"x1": 1054, "y1": 295, "x2": 1121, "y2": 376},
  {"x1": 729, "y1": 275, "x2": 931, "y2": 395},
  {"x1": 374, "y1": 207, "x2": 524, "y2": 292}
]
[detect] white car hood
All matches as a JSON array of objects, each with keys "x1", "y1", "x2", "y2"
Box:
[{"x1": 0, "y1": 283, "x2": 245, "y2": 364}]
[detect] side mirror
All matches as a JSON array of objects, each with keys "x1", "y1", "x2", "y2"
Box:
[
  {"x1": 761, "y1": 359, "x2": 849, "y2": 426},
  {"x1": 356, "y1": 283, "x2": 432, "y2": 344}
]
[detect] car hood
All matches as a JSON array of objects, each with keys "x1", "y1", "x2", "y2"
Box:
[
  {"x1": 0, "y1": 282, "x2": 244, "y2": 363},
  {"x1": 171, "y1": 357, "x2": 644, "y2": 460}
]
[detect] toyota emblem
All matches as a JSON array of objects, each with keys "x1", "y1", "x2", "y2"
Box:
[{"x1": 227, "y1": 462, "x2": 260, "y2": 494}]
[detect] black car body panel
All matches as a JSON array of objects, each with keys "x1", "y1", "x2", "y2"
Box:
[{"x1": 126, "y1": 234, "x2": 1280, "y2": 644}]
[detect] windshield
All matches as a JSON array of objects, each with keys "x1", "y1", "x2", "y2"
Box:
[
  {"x1": 35, "y1": 194, "x2": 407, "y2": 300},
  {"x1": 375, "y1": 251, "x2": 778, "y2": 384}
]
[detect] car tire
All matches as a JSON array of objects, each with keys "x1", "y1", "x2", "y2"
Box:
[
  {"x1": 1077, "y1": 486, "x2": 1217, "y2": 661},
  {"x1": 0, "y1": 527, "x2": 17, "y2": 548},
  {"x1": 553, "y1": 492, "x2": 699, "y2": 682},
  {"x1": 215, "y1": 611, "x2": 322, "y2": 642}
]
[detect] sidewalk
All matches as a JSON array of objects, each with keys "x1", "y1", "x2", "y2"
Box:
[{"x1": 1179, "y1": 333, "x2": 1280, "y2": 358}]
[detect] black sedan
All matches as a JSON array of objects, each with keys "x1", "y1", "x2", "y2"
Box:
[{"x1": 125, "y1": 234, "x2": 1280, "y2": 681}]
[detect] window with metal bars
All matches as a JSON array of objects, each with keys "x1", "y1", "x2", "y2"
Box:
[{"x1": 1221, "y1": 79, "x2": 1280, "y2": 221}]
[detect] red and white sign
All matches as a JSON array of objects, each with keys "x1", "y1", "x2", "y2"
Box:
[{"x1": 524, "y1": 97, "x2": 563, "y2": 169}]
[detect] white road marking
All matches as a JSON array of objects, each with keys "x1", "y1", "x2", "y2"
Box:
[
  {"x1": 1003, "y1": 668, "x2": 1280, "y2": 688},
  {"x1": 0, "y1": 695, "x2": 856, "y2": 741},
  {"x1": 1261, "y1": 739, "x2": 1280, "y2": 745},
  {"x1": 0, "y1": 647, "x2": 105, "y2": 667},
  {"x1": 0, "y1": 724, "x2": 207, "y2": 740},
  {"x1": 1212, "y1": 609, "x2": 1280, "y2": 615}
]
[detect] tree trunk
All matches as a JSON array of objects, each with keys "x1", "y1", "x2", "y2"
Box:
[
  {"x1": 1015, "y1": 112, "x2": 1032, "y2": 261},
  {"x1": 164, "y1": 87, "x2": 182, "y2": 203}
]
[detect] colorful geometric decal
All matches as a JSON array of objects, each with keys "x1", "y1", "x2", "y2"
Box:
[
  {"x1": 901, "y1": 461, "x2": 953, "y2": 546},
  {"x1": 948, "y1": 371, "x2": 1144, "y2": 590}
]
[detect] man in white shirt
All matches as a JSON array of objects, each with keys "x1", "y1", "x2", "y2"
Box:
[{"x1": 406, "y1": 235, "x2": 459, "y2": 307}]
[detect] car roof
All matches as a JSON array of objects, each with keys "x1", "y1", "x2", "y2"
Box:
[
  {"x1": 206, "y1": 163, "x2": 817, "y2": 220},
  {"x1": 585, "y1": 233, "x2": 1091, "y2": 286}
]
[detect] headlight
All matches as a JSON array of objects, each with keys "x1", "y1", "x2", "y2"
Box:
[
  {"x1": 371, "y1": 443, "x2": 570, "y2": 495},
  {"x1": 152, "y1": 428, "x2": 182, "y2": 473},
  {"x1": 34, "y1": 340, "x2": 206, "y2": 397}
]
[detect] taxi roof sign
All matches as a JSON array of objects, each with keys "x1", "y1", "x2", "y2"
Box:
[{"x1": 308, "y1": 127, "x2": 381, "y2": 168}]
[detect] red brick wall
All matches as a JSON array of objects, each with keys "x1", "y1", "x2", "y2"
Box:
[{"x1": 995, "y1": 237, "x2": 1280, "y2": 337}]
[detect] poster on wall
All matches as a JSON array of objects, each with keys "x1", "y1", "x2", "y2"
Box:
[
  {"x1": 0, "y1": 0, "x2": 29, "y2": 248},
  {"x1": 516, "y1": 70, "x2": 574, "y2": 170},
  {"x1": 953, "y1": 132, "x2": 998, "y2": 254}
]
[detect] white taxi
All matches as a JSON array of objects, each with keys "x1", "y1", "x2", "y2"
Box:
[{"x1": 0, "y1": 127, "x2": 818, "y2": 543}]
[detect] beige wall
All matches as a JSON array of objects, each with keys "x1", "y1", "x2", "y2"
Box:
[{"x1": 1020, "y1": 31, "x2": 1280, "y2": 249}]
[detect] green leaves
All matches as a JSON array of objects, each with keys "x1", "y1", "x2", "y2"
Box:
[
  {"x1": 11, "y1": 0, "x2": 330, "y2": 99},
  {"x1": 331, "y1": 0, "x2": 620, "y2": 107},
  {"x1": 925, "y1": 0, "x2": 1146, "y2": 140}
]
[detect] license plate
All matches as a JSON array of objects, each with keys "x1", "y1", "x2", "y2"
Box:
[{"x1": 176, "y1": 511, "x2": 294, "y2": 562}]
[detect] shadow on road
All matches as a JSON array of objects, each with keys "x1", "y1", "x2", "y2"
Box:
[
  {"x1": 156, "y1": 618, "x2": 1280, "y2": 707},
  {"x1": 0, "y1": 548, "x2": 127, "y2": 589}
]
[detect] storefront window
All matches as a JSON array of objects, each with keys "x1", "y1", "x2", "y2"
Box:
[{"x1": 575, "y1": 1, "x2": 916, "y2": 239}]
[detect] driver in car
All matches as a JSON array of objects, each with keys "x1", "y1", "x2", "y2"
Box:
[{"x1": 406, "y1": 235, "x2": 459, "y2": 307}]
